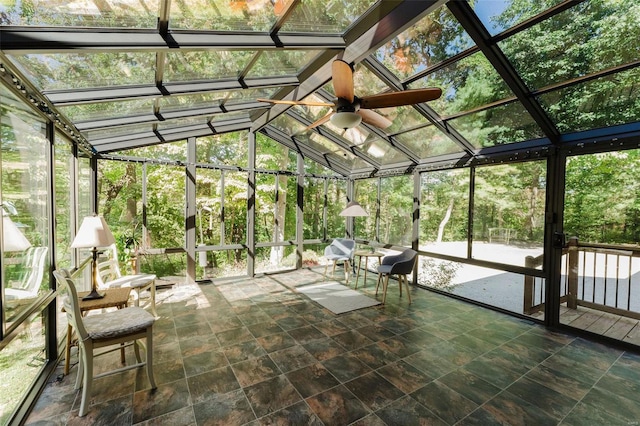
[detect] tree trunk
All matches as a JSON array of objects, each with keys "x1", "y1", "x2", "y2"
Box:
[
  {"x1": 270, "y1": 173, "x2": 288, "y2": 265},
  {"x1": 437, "y1": 198, "x2": 454, "y2": 243}
]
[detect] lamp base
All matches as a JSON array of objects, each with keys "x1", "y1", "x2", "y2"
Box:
[{"x1": 82, "y1": 288, "x2": 105, "y2": 300}]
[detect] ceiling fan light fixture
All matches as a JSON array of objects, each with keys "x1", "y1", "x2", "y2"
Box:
[{"x1": 330, "y1": 111, "x2": 362, "y2": 129}]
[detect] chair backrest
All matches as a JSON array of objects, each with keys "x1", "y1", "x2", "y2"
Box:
[
  {"x1": 381, "y1": 248, "x2": 418, "y2": 274},
  {"x1": 325, "y1": 238, "x2": 356, "y2": 258},
  {"x1": 15, "y1": 246, "x2": 48, "y2": 293},
  {"x1": 96, "y1": 244, "x2": 123, "y2": 288},
  {"x1": 53, "y1": 269, "x2": 89, "y2": 340}
]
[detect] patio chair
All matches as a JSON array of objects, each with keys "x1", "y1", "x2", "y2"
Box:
[
  {"x1": 5, "y1": 246, "x2": 48, "y2": 301},
  {"x1": 96, "y1": 244, "x2": 157, "y2": 316},
  {"x1": 375, "y1": 248, "x2": 417, "y2": 304},
  {"x1": 324, "y1": 238, "x2": 356, "y2": 283},
  {"x1": 53, "y1": 269, "x2": 156, "y2": 417}
]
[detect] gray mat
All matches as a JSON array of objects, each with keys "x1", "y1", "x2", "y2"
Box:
[{"x1": 297, "y1": 282, "x2": 381, "y2": 314}]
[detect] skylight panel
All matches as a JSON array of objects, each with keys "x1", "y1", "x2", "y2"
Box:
[{"x1": 374, "y1": 5, "x2": 475, "y2": 81}]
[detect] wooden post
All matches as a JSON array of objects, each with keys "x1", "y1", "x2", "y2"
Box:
[
  {"x1": 524, "y1": 255, "x2": 534, "y2": 314},
  {"x1": 567, "y1": 236, "x2": 578, "y2": 309}
]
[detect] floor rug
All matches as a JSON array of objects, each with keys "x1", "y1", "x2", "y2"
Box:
[{"x1": 296, "y1": 282, "x2": 381, "y2": 314}]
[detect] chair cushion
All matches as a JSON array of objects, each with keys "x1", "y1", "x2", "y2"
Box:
[
  {"x1": 377, "y1": 265, "x2": 393, "y2": 274},
  {"x1": 106, "y1": 274, "x2": 156, "y2": 289},
  {"x1": 326, "y1": 254, "x2": 350, "y2": 261},
  {"x1": 83, "y1": 306, "x2": 155, "y2": 340}
]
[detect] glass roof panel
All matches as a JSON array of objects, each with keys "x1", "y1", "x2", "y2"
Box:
[
  {"x1": 59, "y1": 98, "x2": 155, "y2": 123},
  {"x1": 270, "y1": 113, "x2": 309, "y2": 136},
  {"x1": 157, "y1": 115, "x2": 216, "y2": 131},
  {"x1": 247, "y1": 50, "x2": 321, "y2": 77},
  {"x1": 537, "y1": 66, "x2": 640, "y2": 133},
  {"x1": 84, "y1": 123, "x2": 153, "y2": 141},
  {"x1": 169, "y1": 0, "x2": 282, "y2": 31},
  {"x1": 9, "y1": 52, "x2": 156, "y2": 91},
  {"x1": 352, "y1": 137, "x2": 410, "y2": 165},
  {"x1": 0, "y1": 0, "x2": 159, "y2": 28},
  {"x1": 164, "y1": 51, "x2": 254, "y2": 82},
  {"x1": 394, "y1": 125, "x2": 464, "y2": 158},
  {"x1": 499, "y1": 1, "x2": 640, "y2": 90},
  {"x1": 374, "y1": 5, "x2": 474, "y2": 81},
  {"x1": 352, "y1": 62, "x2": 391, "y2": 97},
  {"x1": 409, "y1": 51, "x2": 513, "y2": 118},
  {"x1": 447, "y1": 101, "x2": 544, "y2": 149},
  {"x1": 280, "y1": 0, "x2": 377, "y2": 33},
  {"x1": 472, "y1": 0, "x2": 565, "y2": 37},
  {"x1": 376, "y1": 105, "x2": 429, "y2": 135}
]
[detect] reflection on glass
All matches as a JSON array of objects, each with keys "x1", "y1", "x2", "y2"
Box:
[
  {"x1": 120, "y1": 140, "x2": 187, "y2": 161},
  {"x1": 59, "y1": 98, "x2": 155, "y2": 123},
  {"x1": 85, "y1": 122, "x2": 153, "y2": 143},
  {"x1": 472, "y1": 0, "x2": 565, "y2": 36},
  {"x1": 248, "y1": 50, "x2": 322, "y2": 77},
  {"x1": 281, "y1": 0, "x2": 376, "y2": 33},
  {"x1": 395, "y1": 125, "x2": 463, "y2": 159},
  {"x1": 375, "y1": 5, "x2": 474, "y2": 80},
  {"x1": 538, "y1": 67, "x2": 640, "y2": 133},
  {"x1": 410, "y1": 52, "x2": 513, "y2": 117},
  {"x1": 55, "y1": 133, "x2": 73, "y2": 269},
  {"x1": 354, "y1": 138, "x2": 409, "y2": 165},
  {"x1": 1, "y1": 89, "x2": 50, "y2": 323},
  {"x1": 10, "y1": 52, "x2": 155, "y2": 91},
  {"x1": 447, "y1": 101, "x2": 543, "y2": 148},
  {"x1": 170, "y1": 0, "x2": 280, "y2": 30},
  {"x1": 351, "y1": 63, "x2": 392, "y2": 97},
  {"x1": 472, "y1": 161, "x2": 545, "y2": 267},
  {"x1": 164, "y1": 51, "x2": 253, "y2": 82},
  {"x1": 499, "y1": 1, "x2": 640, "y2": 90},
  {"x1": 0, "y1": 0, "x2": 159, "y2": 28},
  {"x1": 377, "y1": 105, "x2": 429, "y2": 135},
  {"x1": 354, "y1": 178, "x2": 377, "y2": 241},
  {"x1": 420, "y1": 168, "x2": 469, "y2": 258}
]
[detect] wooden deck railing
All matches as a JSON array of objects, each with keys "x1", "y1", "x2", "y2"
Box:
[{"x1": 524, "y1": 237, "x2": 640, "y2": 319}]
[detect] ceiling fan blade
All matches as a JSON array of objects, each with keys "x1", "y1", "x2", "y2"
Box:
[
  {"x1": 359, "y1": 88, "x2": 442, "y2": 109},
  {"x1": 305, "y1": 112, "x2": 334, "y2": 131},
  {"x1": 357, "y1": 109, "x2": 392, "y2": 129},
  {"x1": 332, "y1": 60, "x2": 355, "y2": 103},
  {"x1": 257, "y1": 98, "x2": 335, "y2": 107}
]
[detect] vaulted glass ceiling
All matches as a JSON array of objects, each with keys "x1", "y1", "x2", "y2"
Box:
[{"x1": 1, "y1": 0, "x2": 639, "y2": 177}]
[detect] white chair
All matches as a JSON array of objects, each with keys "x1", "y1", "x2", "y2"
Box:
[
  {"x1": 96, "y1": 244, "x2": 157, "y2": 316},
  {"x1": 53, "y1": 269, "x2": 156, "y2": 417},
  {"x1": 5, "y1": 246, "x2": 48, "y2": 301},
  {"x1": 323, "y1": 238, "x2": 356, "y2": 283}
]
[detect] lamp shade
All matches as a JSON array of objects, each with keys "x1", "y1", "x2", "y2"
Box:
[
  {"x1": 330, "y1": 111, "x2": 362, "y2": 129},
  {"x1": 71, "y1": 215, "x2": 116, "y2": 249},
  {"x1": 2, "y1": 215, "x2": 31, "y2": 252},
  {"x1": 339, "y1": 201, "x2": 369, "y2": 217}
]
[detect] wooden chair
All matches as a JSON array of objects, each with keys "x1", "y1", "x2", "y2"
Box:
[
  {"x1": 96, "y1": 244, "x2": 157, "y2": 316},
  {"x1": 54, "y1": 269, "x2": 157, "y2": 417},
  {"x1": 375, "y1": 248, "x2": 417, "y2": 304},
  {"x1": 5, "y1": 246, "x2": 48, "y2": 301},
  {"x1": 324, "y1": 238, "x2": 356, "y2": 283}
]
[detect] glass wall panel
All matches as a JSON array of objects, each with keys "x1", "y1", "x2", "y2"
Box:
[
  {"x1": 284, "y1": 175, "x2": 297, "y2": 241},
  {"x1": 326, "y1": 179, "x2": 346, "y2": 238},
  {"x1": 196, "y1": 168, "x2": 222, "y2": 246},
  {"x1": 77, "y1": 156, "x2": 92, "y2": 221},
  {"x1": 197, "y1": 132, "x2": 248, "y2": 168},
  {"x1": 1, "y1": 91, "x2": 51, "y2": 325},
  {"x1": 98, "y1": 160, "x2": 142, "y2": 264},
  {"x1": 379, "y1": 175, "x2": 413, "y2": 246},
  {"x1": 146, "y1": 164, "x2": 185, "y2": 248},
  {"x1": 0, "y1": 310, "x2": 46, "y2": 424},
  {"x1": 224, "y1": 171, "x2": 247, "y2": 245},
  {"x1": 203, "y1": 250, "x2": 248, "y2": 279},
  {"x1": 472, "y1": 161, "x2": 546, "y2": 267},
  {"x1": 54, "y1": 135, "x2": 73, "y2": 269},
  {"x1": 354, "y1": 178, "x2": 377, "y2": 241},
  {"x1": 420, "y1": 169, "x2": 469, "y2": 258},
  {"x1": 303, "y1": 177, "x2": 324, "y2": 240},
  {"x1": 138, "y1": 251, "x2": 187, "y2": 282},
  {"x1": 256, "y1": 133, "x2": 297, "y2": 174},
  {"x1": 255, "y1": 173, "x2": 276, "y2": 243},
  {"x1": 255, "y1": 246, "x2": 296, "y2": 275},
  {"x1": 120, "y1": 140, "x2": 187, "y2": 162}
]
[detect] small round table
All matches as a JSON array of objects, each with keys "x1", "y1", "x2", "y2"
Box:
[{"x1": 354, "y1": 250, "x2": 384, "y2": 289}]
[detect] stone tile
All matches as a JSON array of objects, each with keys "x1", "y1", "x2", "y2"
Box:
[
  {"x1": 179, "y1": 335, "x2": 220, "y2": 358},
  {"x1": 246, "y1": 321, "x2": 284, "y2": 338},
  {"x1": 186, "y1": 366, "x2": 240, "y2": 404},
  {"x1": 356, "y1": 324, "x2": 396, "y2": 342},
  {"x1": 244, "y1": 375, "x2": 301, "y2": 418},
  {"x1": 287, "y1": 325, "x2": 326, "y2": 345},
  {"x1": 306, "y1": 385, "x2": 370, "y2": 425},
  {"x1": 344, "y1": 372, "x2": 404, "y2": 411},
  {"x1": 580, "y1": 386, "x2": 640, "y2": 423},
  {"x1": 331, "y1": 329, "x2": 373, "y2": 351},
  {"x1": 192, "y1": 388, "x2": 255, "y2": 426},
  {"x1": 215, "y1": 326, "x2": 254, "y2": 347},
  {"x1": 182, "y1": 350, "x2": 228, "y2": 377},
  {"x1": 67, "y1": 395, "x2": 132, "y2": 425},
  {"x1": 231, "y1": 355, "x2": 281, "y2": 387},
  {"x1": 437, "y1": 369, "x2": 501, "y2": 405},
  {"x1": 351, "y1": 343, "x2": 399, "y2": 370},
  {"x1": 135, "y1": 406, "x2": 195, "y2": 426},
  {"x1": 285, "y1": 363, "x2": 340, "y2": 398},
  {"x1": 269, "y1": 345, "x2": 316, "y2": 373},
  {"x1": 256, "y1": 332, "x2": 297, "y2": 353},
  {"x1": 313, "y1": 319, "x2": 351, "y2": 337},
  {"x1": 132, "y1": 379, "x2": 191, "y2": 424},
  {"x1": 377, "y1": 360, "x2": 433, "y2": 393},
  {"x1": 376, "y1": 395, "x2": 447, "y2": 426},
  {"x1": 258, "y1": 401, "x2": 323, "y2": 426},
  {"x1": 322, "y1": 352, "x2": 372, "y2": 383},
  {"x1": 506, "y1": 376, "x2": 577, "y2": 420},
  {"x1": 481, "y1": 391, "x2": 560, "y2": 426},
  {"x1": 223, "y1": 340, "x2": 267, "y2": 364},
  {"x1": 377, "y1": 335, "x2": 422, "y2": 358},
  {"x1": 560, "y1": 402, "x2": 630, "y2": 426},
  {"x1": 411, "y1": 381, "x2": 478, "y2": 425},
  {"x1": 303, "y1": 338, "x2": 346, "y2": 362}
]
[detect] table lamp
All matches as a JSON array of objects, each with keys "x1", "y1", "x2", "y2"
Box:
[
  {"x1": 71, "y1": 215, "x2": 115, "y2": 300},
  {"x1": 3, "y1": 214, "x2": 31, "y2": 252}
]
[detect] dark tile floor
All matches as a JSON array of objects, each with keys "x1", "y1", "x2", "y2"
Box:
[{"x1": 26, "y1": 267, "x2": 640, "y2": 425}]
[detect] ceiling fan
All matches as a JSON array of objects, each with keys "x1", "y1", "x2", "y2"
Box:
[{"x1": 258, "y1": 59, "x2": 442, "y2": 131}]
